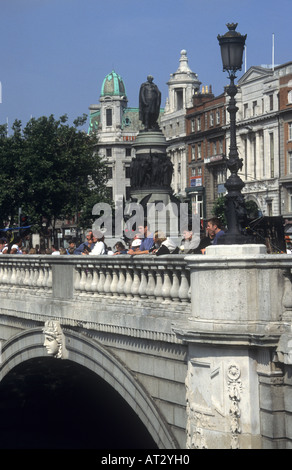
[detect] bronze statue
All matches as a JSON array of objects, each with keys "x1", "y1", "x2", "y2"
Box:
[{"x1": 139, "y1": 75, "x2": 161, "y2": 131}]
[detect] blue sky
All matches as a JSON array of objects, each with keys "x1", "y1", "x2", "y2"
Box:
[{"x1": 0, "y1": 0, "x2": 291, "y2": 132}]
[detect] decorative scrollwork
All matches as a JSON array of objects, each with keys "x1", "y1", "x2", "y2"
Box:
[{"x1": 227, "y1": 364, "x2": 242, "y2": 449}]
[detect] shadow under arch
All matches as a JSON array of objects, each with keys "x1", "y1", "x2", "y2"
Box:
[{"x1": 0, "y1": 327, "x2": 179, "y2": 449}]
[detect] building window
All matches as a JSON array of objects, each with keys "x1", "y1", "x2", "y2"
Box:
[
  {"x1": 191, "y1": 167, "x2": 196, "y2": 176},
  {"x1": 125, "y1": 147, "x2": 131, "y2": 157},
  {"x1": 244, "y1": 103, "x2": 248, "y2": 119},
  {"x1": 210, "y1": 113, "x2": 214, "y2": 127},
  {"x1": 289, "y1": 152, "x2": 292, "y2": 174},
  {"x1": 252, "y1": 101, "x2": 257, "y2": 116},
  {"x1": 106, "y1": 108, "x2": 112, "y2": 126},
  {"x1": 289, "y1": 122, "x2": 292, "y2": 141},
  {"x1": 198, "y1": 143, "x2": 202, "y2": 160},
  {"x1": 219, "y1": 140, "x2": 223, "y2": 154},
  {"x1": 243, "y1": 137, "x2": 248, "y2": 180},
  {"x1": 288, "y1": 90, "x2": 292, "y2": 104},
  {"x1": 212, "y1": 141, "x2": 216, "y2": 155},
  {"x1": 125, "y1": 166, "x2": 131, "y2": 178},
  {"x1": 191, "y1": 145, "x2": 195, "y2": 160},
  {"x1": 197, "y1": 116, "x2": 201, "y2": 131},
  {"x1": 216, "y1": 110, "x2": 220, "y2": 125},
  {"x1": 269, "y1": 95, "x2": 273, "y2": 111},
  {"x1": 106, "y1": 166, "x2": 113, "y2": 179},
  {"x1": 191, "y1": 119, "x2": 195, "y2": 132},
  {"x1": 106, "y1": 186, "x2": 113, "y2": 200},
  {"x1": 106, "y1": 148, "x2": 112, "y2": 157},
  {"x1": 192, "y1": 194, "x2": 203, "y2": 223},
  {"x1": 176, "y1": 89, "x2": 183, "y2": 110},
  {"x1": 197, "y1": 166, "x2": 202, "y2": 176},
  {"x1": 270, "y1": 133, "x2": 274, "y2": 178},
  {"x1": 217, "y1": 169, "x2": 225, "y2": 184},
  {"x1": 126, "y1": 187, "x2": 131, "y2": 201}
]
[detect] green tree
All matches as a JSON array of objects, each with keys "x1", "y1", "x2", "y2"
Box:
[
  {"x1": 212, "y1": 195, "x2": 259, "y2": 227},
  {"x1": 211, "y1": 195, "x2": 227, "y2": 226},
  {"x1": 0, "y1": 114, "x2": 109, "y2": 234}
]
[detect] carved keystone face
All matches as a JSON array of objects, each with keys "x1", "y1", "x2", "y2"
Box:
[{"x1": 44, "y1": 334, "x2": 59, "y2": 356}]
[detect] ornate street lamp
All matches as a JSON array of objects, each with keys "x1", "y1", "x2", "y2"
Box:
[{"x1": 217, "y1": 23, "x2": 252, "y2": 244}]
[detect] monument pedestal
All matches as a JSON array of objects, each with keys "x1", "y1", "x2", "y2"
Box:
[{"x1": 128, "y1": 129, "x2": 181, "y2": 237}]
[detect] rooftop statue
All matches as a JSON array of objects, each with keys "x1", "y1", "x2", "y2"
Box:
[{"x1": 139, "y1": 75, "x2": 161, "y2": 131}]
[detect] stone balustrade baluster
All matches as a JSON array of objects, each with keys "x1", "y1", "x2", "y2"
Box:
[
  {"x1": 8, "y1": 263, "x2": 16, "y2": 290},
  {"x1": 97, "y1": 264, "x2": 106, "y2": 296},
  {"x1": 2, "y1": 265, "x2": 9, "y2": 285},
  {"x1": 91, "y1": 264, "x2": 100, "y2": 296},
  {"x1": 146, "y1": 267, "x2": 156, "y2": 300},
  {"x1": 117, "y1": 265, "x2": 126, "y2": 298},
  {"x1": 103, "y1": 266, "x2": 113, "y2": 295},
  {"x1": 0, "y1": 263, "x2": 4, "y2": 284},
  {"x1": 9, "y1": 263, "x2": 17, "y2": 290},
  {"x1": 36, "y1": 263, "x2": 45, "y2": 291},
  {"x1": 161, "y1": 269, "x2": 172, "y2": 303},
  {"x1": 131, "y1": 267, "x2": 141, "y2": 298},
  {"x1": 153, "y1": 266, "x2": 164, "y2": 301},
  {"x1": 22, "y1": 263, "x2": 31, "y2": 290},
  {"x1": 79, "y1": 266, "x2": 87, "y2": 296},
  {"x1": 138, "y1": 265, "x2": 148, "y2": 299},
  {"x1": 32, "y1": 264, "x2": 39, "y2": 290},
  {"x1": 74, "y1": 265, "x2": 81, "y2": 293},
  {"x1": 170, "y1": 268, "x2": 180, "y2": 302},
  {"x1": 124, "y1": 265, "x2": 133, "y2": 298},
  {"x1": 85, "y1": 264, "x2": 94, "y2": 293},
  {"x1": 15, "y1": 263, "x2": 23, "y2": 290},
  {"x1": 42, "y1": 263, "x2": 50, "y2": 293},
  {"x1": 47, "y1": 264, "x2": 53, "y2": 290},
  {"x1": 179, "y1": 269, "x2": 190, "y2": 303},
  {"x1": 110, "y1": 264, "x2": 119, "y2": 298}
]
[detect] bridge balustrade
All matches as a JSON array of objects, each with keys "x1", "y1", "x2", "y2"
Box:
[{"x1": 0, "y1": 255, "x2": 191, "y2": 306}]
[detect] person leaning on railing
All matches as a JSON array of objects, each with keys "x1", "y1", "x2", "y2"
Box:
[{"x1": 150, "y1": 231, "x2": 179, "y2": 256}]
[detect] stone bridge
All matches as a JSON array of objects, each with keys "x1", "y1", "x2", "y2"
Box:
[{"x1": 0, "y1": 245, "x2": 292, "y2": 449}]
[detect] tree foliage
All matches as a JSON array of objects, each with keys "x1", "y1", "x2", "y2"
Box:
[
  {"x1": 212, "y1": 195, "x2": 259, "y2": 227},
  {"x1": 0, "y1": 114, "x2": 109, "y2": 233}
]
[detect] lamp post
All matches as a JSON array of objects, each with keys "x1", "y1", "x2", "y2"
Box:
[{"x1": 217, "y1": 23, "x2": 251, "y2": 244}]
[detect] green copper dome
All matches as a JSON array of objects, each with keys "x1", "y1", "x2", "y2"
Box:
[{"x1": 101, "y1": 70, "x2": 127, "y2": 97}]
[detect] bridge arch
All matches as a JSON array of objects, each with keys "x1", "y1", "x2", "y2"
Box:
[{"x1": 0, "y1": 327, "x2": 178, "y2": 449}]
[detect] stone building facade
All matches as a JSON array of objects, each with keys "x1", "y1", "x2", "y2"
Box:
[
  {"x1": 185, "y1": 90, "x2": 227, "y2": 222},
  {"x1": 278, "y1": 66, "x2": 292, "y2": 242},
  {"x1": 88, "y1": 71, "x2": 143, "y2": 203},
  {"x1": 236, "y1": 65, "x2": 282, "y2": 217},
  {"x1": 160, "y1": 50, "x2": 201, "y2": 199},
  {"x1": 87, "y1": 59, "x2": 292, "y2": 244}
]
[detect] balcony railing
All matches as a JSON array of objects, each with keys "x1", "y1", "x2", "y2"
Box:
[{"x1": 0, "y1": 255, "x2": 191, "y2": 307}]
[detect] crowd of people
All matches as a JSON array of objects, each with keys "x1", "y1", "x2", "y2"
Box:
[{"x1": 0, "y1": 218, "x2": 225, "y2": 257}]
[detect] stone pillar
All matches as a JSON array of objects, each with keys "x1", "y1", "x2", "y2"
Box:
[{"x1": 174, "y1": 244, "x2": 292, "y2": 449}]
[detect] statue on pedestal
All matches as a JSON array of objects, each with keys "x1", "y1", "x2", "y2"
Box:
[{"x1": 139, "y1": 75, "x2": 161, "y2": 131}]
